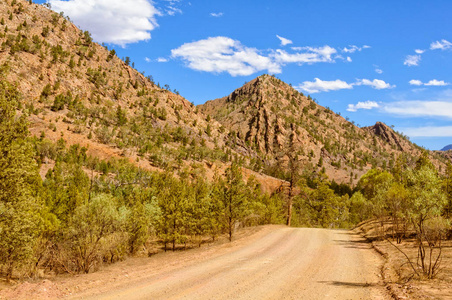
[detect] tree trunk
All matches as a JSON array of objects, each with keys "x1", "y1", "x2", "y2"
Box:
[
  {"x1": 228, "y1": 219, "x2": 232, "y2": 242},
  {"x1": 286, "y1": 198, "x2": 293, "y2": 227},
  {"x1": 287, "y1": 177, "x2": 294, "y2": 227},
  {"x1": 6, "y1": 263, "x2": 13, "y2": 283}
]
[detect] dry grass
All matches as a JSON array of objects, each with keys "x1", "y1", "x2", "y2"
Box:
[
  {"x1": 357, "y1": 218, "x2": 452, "y2": 300},
  {"x1": 0, "y1": 225, "x2": 279, "y2": 300}
]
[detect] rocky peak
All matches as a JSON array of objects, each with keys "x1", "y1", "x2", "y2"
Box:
[{"x1": 364, "y1": 122, "x2": 407, "y2": 152}]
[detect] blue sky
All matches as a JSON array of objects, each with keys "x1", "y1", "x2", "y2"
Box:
[{"x1": 36, "y1": 0, "x2": 452, "y2": 150}]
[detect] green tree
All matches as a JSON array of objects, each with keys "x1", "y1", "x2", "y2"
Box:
[
  {"x1": 260, "y1": 193, "x2": 285, "y2": 225},
  {"x1": 126, "y1": 196, "x2": 160, "y2": 254},
  {"x1": 214, "y1": 163, "x2": 247, "y2": 241},
  {"x1": 83, "y1": 30, "x2": 92, "y2": 45},
  {"x1": 42, "y1": 161, "x2": 90, "y2": 222},
  {"x1": 124, "y1": 56, "x2": 131, "y2": 66},
  {"x1": 405, "y1": 164, "x2": 447, "y2": 278},
  {"x1": 405, "y1": 166, "x2": 446, "y2": 230},
  {"x1": 384, "y1": 182, "x2": 409, "y2": 242},
  {"x1": 185, "y1": 179, "x2": 215, "y2": 245},
  {"x1": 156, "y1": 176, "x2": 191, "y2": 251},
  {"x1": 64, "y1": 194, "x2": 124, "y2": 273},
  {"x1": 116, "y1": 105, "x2": 127, "y2": 126},
  {"x1": 443, "y1": 162, "x2": 452, "y2": 218},
  {"x1": 357, "y1": 169, "x2": 393, "y2": 220},
  {"x1": 295, "y1": 174, "x2": 347, "y2": 228},
  {"x1": 348, "y1": 191, "x2": 370, "y2": 224},
  {"x1": 0, "y1": 79, "x2": 42, "y2": 280}
]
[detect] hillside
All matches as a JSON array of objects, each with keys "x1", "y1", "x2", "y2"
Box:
[
  {"x1": 200, "y1": 75, "x2": 448, "y2": 183},
  {"x1": 0, "y1": 0, "x2": 277, "y2": 186},
  {"x1": 0, "y1": 0, "x2": 448, "y2": 189}
]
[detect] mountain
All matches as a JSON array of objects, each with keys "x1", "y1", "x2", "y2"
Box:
[
  {"x1": 0, "y1": 0, "x2": 448, "y2": 188},
  {"x1": 441, "y1": 144, "x2": 452, "y2": 151},
  {"x1": 200, "y1": 75, "x2": 448, "y2": 183}
]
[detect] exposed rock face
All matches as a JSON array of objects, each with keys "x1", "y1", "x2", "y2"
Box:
[
  {"x1": 363, "y1": 122, "x2": 407, "y2": 152},
  {"x1": 202, "y1": 77, "x2": 290, "y2": 156}
]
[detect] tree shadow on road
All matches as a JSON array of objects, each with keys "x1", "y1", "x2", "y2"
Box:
[
  {"x1": 318, "y1": 281, "x2": 379, "y2": 288},
  {"x1": 333, "y1": 237, "x2": 373, "y2": 250}
]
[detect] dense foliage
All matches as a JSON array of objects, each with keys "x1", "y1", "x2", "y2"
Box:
[
  {"x1": 1, "y1": 72, "x2": 451, "y2": 281},
  {"x1": 351, "y1": 152, "x2": 451, "y2": 278},
  {"x1": 0, "y1": 76, "x2": 288, "y2": 279}
]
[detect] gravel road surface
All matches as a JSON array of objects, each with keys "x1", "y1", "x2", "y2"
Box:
[{"x1": 74, "y1": 227, "x2": 388, "y2": 300}]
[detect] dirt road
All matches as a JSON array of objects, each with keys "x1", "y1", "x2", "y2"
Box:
[{"x1": 68, "y1": 227, "x2": 387, "y2": 300}]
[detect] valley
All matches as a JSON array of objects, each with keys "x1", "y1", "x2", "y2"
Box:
[{"x1": 1, "y1": 1, "x2": 452, "y2": 299}]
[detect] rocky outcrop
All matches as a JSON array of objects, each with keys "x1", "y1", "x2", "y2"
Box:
[{"x1": 364, "y1": 122, "x2": 406, "y2": 152}]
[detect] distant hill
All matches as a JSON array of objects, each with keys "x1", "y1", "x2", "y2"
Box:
[{"x1": 441, "y1": 144, "x2": 452, "y2": 151}]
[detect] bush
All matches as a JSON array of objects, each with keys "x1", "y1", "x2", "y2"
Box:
[{"x1": 63, "y1": 194, "x2": 125, "y2": 273}]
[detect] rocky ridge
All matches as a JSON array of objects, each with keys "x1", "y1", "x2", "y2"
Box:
[{"x1": 200, "y1": 75, "x2": 448, "y2": 183}]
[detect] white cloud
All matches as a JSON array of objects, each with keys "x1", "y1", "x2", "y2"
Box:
[
  {"x1": 403, "y1": 39, "x2": 451, "y2": 68},
  {"x1": 409, "y1": 79, "x2": 449, "y2": 86},
  {"x1": 274, "y1": 46, "x2": 337, "y2": 65},
  {"x1": 276, "y1": 35, "x2": 293, "y2": 46},
  {"x1": 355, "y1": 79, "x2": 395, "y2": 89},
  {"x1": 166, "y1": 6, "x2": 182, "y2": 16},
  {"x1": 373, "y1": 65, "x2": 383, "y2": 74},
  {"x1": 145, "y1": 57, "x2": 151, "y2": 62},
  {"x1": 49, "y1": 0, "x2": 159, "y2": 46},
  {"x1": 347, "y1": 101, "x2": 379, "y2": 112},
  {"x1": 171, "y1": 36, "x2": 281, "y2": 76},
  {"x1": 342, "y1": 45, "x2": 359, "y2": 53},
  {"x1": 430, "y1": 39, "x2": 452, "y2": 50},
  {"x1": 171, "y1": 38, "x2": 347, "y2": 76},
  {"x1": 171, "y1": 37, "x2": 368, "y2": 76},
  {"x1": 210, "y1": 12, "x2": 223, "y2": 17},
  {"x1": 161, "y1": 0, "x2": 182, "y2": 16},
  {"x1": 425, "y1": 79, "x2": 449, "y2": 86},
  {"x1": 157, "y1": 57, "x2": 169, "y2": 62},
  {"x1": 296, "y1": 78, "x2": 353, "y2": 94},
  {"x1": 404, "y1": 54, "x2": 421, "y2": 66},
  {"x1": 409, "y1": 79, "x2": 423, "y2": 86},
  {"x1": 399, "y1": 126, "x2": 452, "y2": 137},
  {"x1": 383, "y1": 101, "x2": 452, "y2": 118},
  {"x1": 342, "y1": 45, "x2": 370, "y2": 53},
  {"x1": 296, "y1": 78, "x2": 395, "y2": 93}
]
